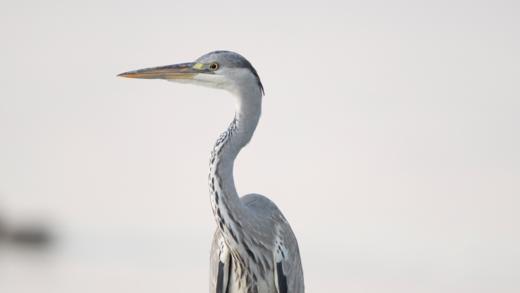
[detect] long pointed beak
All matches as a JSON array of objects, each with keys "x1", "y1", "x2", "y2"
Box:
[{"x1": 118, "y1": 62, "x2": 203, "y2": 80}]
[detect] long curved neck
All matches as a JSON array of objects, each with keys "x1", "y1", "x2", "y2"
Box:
[{"x1": 209, "y1": 87, "x2": 262, "y2": 246}]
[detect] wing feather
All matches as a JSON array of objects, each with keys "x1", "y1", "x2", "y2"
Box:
[
  {"x1": 275, "y1": 261, "x2": 288, "y2": 293},
  {"x1": 242, "y1": 194, "x2": 305, "y2": 293},
  {"x1": 210, "y1": 230, "x2": 231, "y2": 293}
]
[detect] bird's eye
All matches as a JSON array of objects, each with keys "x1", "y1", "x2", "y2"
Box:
[{"x1": 209, "y1": 63, "x2": 219, "y2": 71}]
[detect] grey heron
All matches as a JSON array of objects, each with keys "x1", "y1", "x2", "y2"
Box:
[{"x1": 119, "y1": 51, "x2": 304, "y2": 293}]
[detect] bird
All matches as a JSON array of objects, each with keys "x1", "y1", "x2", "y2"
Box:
[{"x1": 118, "y1": 50, "x2": 304, "y2": 293}]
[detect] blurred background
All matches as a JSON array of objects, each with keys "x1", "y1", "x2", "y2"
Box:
[{"x1": 0, "y1": 0, "x2": 519, "y2": 292}]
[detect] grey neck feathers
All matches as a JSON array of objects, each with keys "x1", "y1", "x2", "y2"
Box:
[{"x1": 209, "y1": 86, "x2": 262, "y2": 247}]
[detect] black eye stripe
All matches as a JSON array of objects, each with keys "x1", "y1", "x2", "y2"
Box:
[{"x1": 196, "y1": 51, "x2": 264, "y2": 95}]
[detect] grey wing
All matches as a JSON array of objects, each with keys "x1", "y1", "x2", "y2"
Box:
[
  {"x1": 242, "y1": 194, "x2": 305, "y2": 293},
  {"x1": 274, "y1": 220, "x2": 305, "y2": 293},
  {"x1": 210, "y1": 229, "x2": 231, "y2": 293}
]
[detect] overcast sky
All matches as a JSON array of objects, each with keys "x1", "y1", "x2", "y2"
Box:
[{"x1": 0, "y1": 0, "x2": 519, "y2": 292}]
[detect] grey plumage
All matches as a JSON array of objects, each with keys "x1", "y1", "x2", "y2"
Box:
[
  {"x1": 119, "y1": 50, "x2": 304, "y2": 293},
  {"x1": 216, "y1": 194, "x2": 304, "y2": 293},
  {"x1": 196, "y1": 51, "x2": 264, "y2": 94}
]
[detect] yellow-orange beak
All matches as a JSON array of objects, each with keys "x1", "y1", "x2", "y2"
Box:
[{"x1": 118, "y1": 62, "x2": 206, "y2": 80}]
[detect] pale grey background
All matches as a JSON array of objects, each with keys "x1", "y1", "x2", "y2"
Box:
[{"x1": 0, "y1": 0, "x2": 519, "y2": 292}]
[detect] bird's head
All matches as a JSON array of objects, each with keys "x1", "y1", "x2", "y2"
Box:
[{"x1": 118, "y1": 50, "x2": 264, "y2": 96}]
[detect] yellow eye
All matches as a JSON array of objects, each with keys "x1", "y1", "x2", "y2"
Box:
[{"x1": 209, "y1": 63, "x2": 219, "y2": 71}]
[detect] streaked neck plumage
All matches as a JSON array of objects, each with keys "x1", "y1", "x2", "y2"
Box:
[{"x1": 209, "y1": 84, "x2": 262, "y2": 248}]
